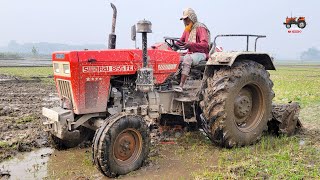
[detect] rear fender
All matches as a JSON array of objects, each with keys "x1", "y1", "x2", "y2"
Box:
[{"x1": 206, "y1": 52, "x2": 276, "y2": 70}]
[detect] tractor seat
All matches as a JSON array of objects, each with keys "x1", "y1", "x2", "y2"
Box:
[
  {"x1": 192, "y1": 60, "x2": 207, "y2": 72},
  {"x1": 196, "y1": 60, "x2": 208, "y2": 66}
]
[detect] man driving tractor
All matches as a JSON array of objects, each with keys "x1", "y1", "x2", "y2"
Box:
[{"x1": 174, "y1": 8, "x2": 211, "y2": 92}]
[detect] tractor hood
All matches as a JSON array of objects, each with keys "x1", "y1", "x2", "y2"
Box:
[{"x1": 51, "y1": 49, "x2": 180, "y2": 114}]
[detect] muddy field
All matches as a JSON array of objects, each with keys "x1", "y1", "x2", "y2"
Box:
[
  {"x1": 0, "y1": 75, "x2": 220, "y2": 179},
  {"x1": 0, "y1": 74, "x2": 58, "y2": 161},
  {"x1": 0, "y1": 65, "x2": 320, "y2": 179}
]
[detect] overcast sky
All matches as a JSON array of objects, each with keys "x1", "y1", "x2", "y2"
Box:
[{"x1": 0, "y1": 0, "x2": 319, "y2": 59}]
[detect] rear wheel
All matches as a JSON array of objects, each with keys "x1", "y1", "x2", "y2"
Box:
[
  {"x1": 92, "y1": 115, "x2": 150, "y2": 177},
  {"x1": 298, "y1": 21, "x2": 306, "y2": 29},
  {"x1": 200, "y1": 60, "x2": 274, "y2": 148}
]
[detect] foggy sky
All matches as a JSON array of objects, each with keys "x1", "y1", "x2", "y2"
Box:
[{"x1": 0, "y1": 0, "x2": 319, "y2": 59}]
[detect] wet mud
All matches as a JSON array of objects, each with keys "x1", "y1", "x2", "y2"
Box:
[
  {"x1": 0, "y1": 148, "x2": 53, "y2": 179},
  {"x1": 46, "y1": 141, "x2": 218, "y2": 180},
  {"x1": 0, "y1": 74, "x2": 58, "y2": 162}
]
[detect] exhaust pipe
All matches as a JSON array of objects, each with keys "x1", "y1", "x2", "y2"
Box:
[
  {"x1": 108, "y1": 3, "x2": 117, "y2": 49},
  {"x1": 137, "y1": 20, "x2": 152, "y2": 67},
  {"x1": 135, "y1": 20, "x2": 154, "y2": 93}
]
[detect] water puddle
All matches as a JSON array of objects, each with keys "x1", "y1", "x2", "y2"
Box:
[
  {"x1": 0, "y1": 136, "x2": 218, "y2": 179},
  {"x1": 0, "y1": 148, "x2": 54, "y2": 180}
]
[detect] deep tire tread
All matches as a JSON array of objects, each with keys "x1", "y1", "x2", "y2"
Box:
[{"x1": 200, "y1": 60, "x2": 274, "y2": 148}]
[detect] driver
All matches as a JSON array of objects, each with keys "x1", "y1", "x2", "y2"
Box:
[{"x1": 174, "y1": 8, "x2": 211, "y2": 92}]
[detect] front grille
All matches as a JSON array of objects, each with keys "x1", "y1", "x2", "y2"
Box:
[
  {"x1": 85, "y1": 81, "x2": 99, "y2": 108},
  {"x1": 57, "y1": 80, "x2": 73, "y2": 103}
]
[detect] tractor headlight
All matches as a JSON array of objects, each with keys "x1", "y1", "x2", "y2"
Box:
[
  {"x1": 63, "y1": 64, "x2": 70, "y2": 74},
  {"x1": 54, "y1": 63, "x2": 60, "y2": 73}
]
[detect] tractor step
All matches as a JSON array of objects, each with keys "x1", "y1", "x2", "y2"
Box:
[{"x1": 174, "y1": 96, "x2": 197, "y2": 102}]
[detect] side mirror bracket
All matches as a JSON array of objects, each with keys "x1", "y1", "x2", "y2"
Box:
[{"x1": 131, "y1": 25, "x2": 137, "y2": 48}]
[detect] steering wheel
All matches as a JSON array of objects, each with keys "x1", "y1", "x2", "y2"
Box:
[{"x1": 164, "y1": 37, "x2": 188, "y2": 51}]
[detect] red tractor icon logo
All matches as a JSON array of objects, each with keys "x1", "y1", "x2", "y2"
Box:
[{"x1": 283, "y1": 16, "x2": 307, "y2": 29}]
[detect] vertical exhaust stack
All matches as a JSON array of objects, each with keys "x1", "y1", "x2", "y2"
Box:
[
  {"x1": 108, "y1": 3, "x2": 117, "y2": 49},
  {"x1": 136, "y1": 20, "x2": 154, "y2": 93},
  {"x1": 137, "y1": 20, "x2": 152, "y2": 67}
]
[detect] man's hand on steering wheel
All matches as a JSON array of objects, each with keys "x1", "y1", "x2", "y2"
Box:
[
  {"x1": 183, "y1": 42, "x2": 191, "y2": 49},
  {"x1": 164, "y1": 37, "x2": 188, "y2": 51}
]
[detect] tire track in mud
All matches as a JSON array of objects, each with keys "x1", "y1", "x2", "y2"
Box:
[{"x1": 0, "y1": 75, "x2": 58, "y2": 162}]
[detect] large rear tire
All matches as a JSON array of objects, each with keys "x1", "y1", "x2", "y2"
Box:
[
  {"x1": 92, "y1": 115, "x2": 150, "y2": 177},
  {"x1": 298, "y1": 20, "x2": 306, "y2": 29},
  {"x1": 200, "y1": 60, "x2": 274, "y2": 148}
]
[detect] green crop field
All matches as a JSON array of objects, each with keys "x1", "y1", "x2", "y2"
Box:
[
  {"x1": 271, "y1": 65, "x2": 320, "y2": 106},
  {"x1": 191, "y1": 65, "x2": 320, "y2": 179},
  {"x1": 0, "y1": 67, "x2": 53, "y2": 78},
  {"x1": 0, "y1": 67, "x2": 54, "y2": 83}
]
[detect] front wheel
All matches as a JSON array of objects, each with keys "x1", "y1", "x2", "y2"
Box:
[
  {"x1": 92, "y1": 115, "x2": 150, "y2": 177},
  {"x1": 286, "y1": 24, "x2": 291, "y2": 29},
  {"x1": 200, "y1": 60, "x2": 274, "y2": 148}
]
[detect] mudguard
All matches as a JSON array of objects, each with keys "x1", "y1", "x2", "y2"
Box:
[{"x1": 206, "y1": 51, "x2": 276, "y2": 70}]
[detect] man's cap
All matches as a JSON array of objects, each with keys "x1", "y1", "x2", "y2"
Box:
[{"x1": 180, "y1": 8, "x2": 195, "y2": 20}]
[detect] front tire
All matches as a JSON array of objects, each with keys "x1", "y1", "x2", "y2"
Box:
[
  {"x1": 92, "y1": 115, "x2": 150, "y2": 177},
  {"x1": 286, "y1": 24, "x2": 291, "y2": 29},
  {"x1": 200, "y1": 60, "x2": 274, "y2": 148}
]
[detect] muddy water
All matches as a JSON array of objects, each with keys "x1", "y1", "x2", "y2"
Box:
[
  {"x1": 0, "y1": 148, "x2": 54, "y2": 180},
  {"x1": 0, "y1": 142, "x2": 218, "y2": 179},
  {"x1": 45, "y1": 144, "x2": 218, "y2": 179}
]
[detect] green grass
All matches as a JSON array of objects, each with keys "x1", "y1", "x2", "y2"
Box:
[
  {"x1": 0, "y1": 141, "x2": 10, "y2": 148},
  {"x1": 0, "y1": 67, "x2": 53, "y2": 77},
  {"x1": 16, "y1": 115, "x2": 36, "y2": 124},
  {"x1": 191, "y1": 65, "x2": 320, "y2": 179},
  {"x1": 174, "y1": 132, "x2": 320, "y2": 179},
  {"x1": 270, "y1": 66, "x2": 320, "y2": 107},
  {"x1": 0, "y1": 67, "x2": 54, "y2": 83},
  {"x1": 191, "y1": 136, "x2": 320, "y2": 179}
]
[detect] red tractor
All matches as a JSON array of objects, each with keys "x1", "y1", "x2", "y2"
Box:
[
  {"x1": 42, "y1": 4, "x2": 301, "y2": 177},
  {"x1": 283, "y1": 16, "x2": 306, "y2": 29}
]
